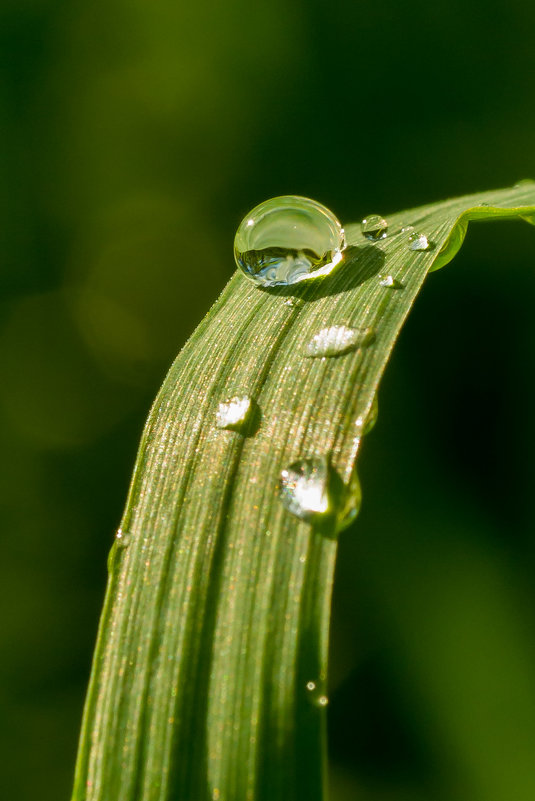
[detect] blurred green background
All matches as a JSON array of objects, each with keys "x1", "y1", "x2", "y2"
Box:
[{"x1": 1, "y1": 1, "x2": 535, "y2": 799}]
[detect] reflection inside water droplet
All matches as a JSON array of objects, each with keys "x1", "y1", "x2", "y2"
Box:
[
  {"x1": 234, "y1": 195, "x2": 345, "y2": 287},
  {"x1": 305, "y1": 325, "x2": 375, "y2": 358},
  {"x1": 216, "y1": 396, "x2": 252, "y2": 430},
  {"x1": 361, "y1": 214, "x2": 388, "y2": 241}
]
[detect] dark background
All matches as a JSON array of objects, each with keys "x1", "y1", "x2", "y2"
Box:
[{"x1": 1, "y1": 1, "x2": 535, "y2": 799}]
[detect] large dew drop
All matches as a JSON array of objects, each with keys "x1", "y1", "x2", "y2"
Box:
[
  {"x1": 279, "y1": 455, "x2": 361, "y2": 534},
  {"x1": 234, "y1": 195, "x2": 345, "y2": 287},
  {"x1": 305, "y1": 325, "x2": 375, "y2": 357}
]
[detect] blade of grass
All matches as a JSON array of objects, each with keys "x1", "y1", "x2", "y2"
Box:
[{"x1": 72, "y1": 182, "x2": 535, "y2": 801}]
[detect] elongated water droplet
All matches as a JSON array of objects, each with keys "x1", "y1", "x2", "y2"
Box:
[
  {"x1": 361, "y1": 214, "x2": 388, "y2": 241},
  {"x1": 216, "y1": 396, "x2": 252, "y2": 430},
  {"x1": 378, "y1": 274, "x2": 403, "y2": 289},
  {"x1": 355, "y1": 394, "x2": 379, "y2": 437},
  {"x1": 407, "y1": 232, "x2": 430, "y2": 251},
  {"x1": 279, "y1": 456, "x2": 361, "y2": 533},
  {"x1": 115, "y1": 528, "x2": 130, "y2": 548},
  {"x1": 305, "y1": 325, "x2": 375, "y2": 357},
  {"x1": 234, "y1": 196, "x2": 345, "y2": 287},
  {"x1": 284, "y1": 297, "x2": 305, "y2": 308}
]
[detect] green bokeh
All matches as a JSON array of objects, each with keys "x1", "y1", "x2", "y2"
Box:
[{"x1": 1, "y1": 1, "x2": 535, "y2": 799}]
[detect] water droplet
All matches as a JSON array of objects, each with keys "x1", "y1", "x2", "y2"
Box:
[
  {"x1": 284, "y1": 297, "x2": 305, "y2": 308},
  {"x1": 234, "y1": 195, "x2": 345, "y2": 287},
  {"x1": 478, "y1": 202, "x2": 490, "y2": 207},
  {"x1": 400, "y1": 224, "x2": 414, "y2": 233},
  {"x1": 279, "y1": 455, "x2": 361, "y2": 533},
  {"x1": 306, "y1": 679, "x2": 329, "y2": 707},
  {"x1": 305, "y1": 325, "x2": 375, "y2": 358},
  {"x1": 216, "y1": 396, "x2": 252, "y2": 430},
  {"x1": 115, "y1": 528, "x2": 130, "y2": 548},
  {"x1": 361, "y1": 214, "x2": 388, "y2": 241},
  {"x1": 378, "y1": 274, "x2": 403, "y2": 289},
  {"x1": 407, "y1": 232, "x2": 430, "y2": 251},
  {"x1": 355, "y1": 394, "x2": 379, "y2": 437}
]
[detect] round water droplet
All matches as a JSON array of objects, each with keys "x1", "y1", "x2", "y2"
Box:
[
  {"x1": 361, "y1": 214, "x2": 388, "y2": 241},
  {"x1": 407, "y1": 232, "x2": 430, "y2": 251},
  {"x1": 279, "y1": 455, "x2": 361, "y2": 533},
  {"x1": 234, "y1": 196, "x2": 345, "y2": 287},
  {"x1": 216, "y1": 396, "x2": 252, "y2": 431},
  {"x1": 115, "y1": 528, "x2": 130, "y2": 548},
  {"x1": 305, "y1": 325, "x2": 375, "y2": 358}
]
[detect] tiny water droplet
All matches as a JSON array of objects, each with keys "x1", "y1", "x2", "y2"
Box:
[
  {"x1": 378, "y1": 274, "x2": 403, "y2": 289},
  {"x1": 216, "y1": 396, "x2": 252, "y2": 430},
  {"x1": 284, "y1": 297, "x2": 305, "y2": 308},
  {"x1": 234, "y1": 196, "x2": 345, "y2": 287},
  {"x1": 115, "y1": 528, "x2": 130, "y2": 548},
  {"x1": 407, "y1": 232, "x2": 430, "y2": 251},
  {"x1": 478, "y1": 202, "x2": 490, "y2": 207},
  {"x1": 361, "y1": 214, "x2": 388, "y2": 241},
  {"x1": 305, "y1": 325, "x2": 375, "y2": 358},
  {"x1": 306, "y1": 679, "x2": 329, "y2": 707},
  {"x1": 401, "y1": 225, "x2": 414, "y2": 233},
  {"x1": 279, "y1": 456, "x2": 361, "y2": 532}
]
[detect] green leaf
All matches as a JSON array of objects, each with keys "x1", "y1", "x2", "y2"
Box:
[{"x1": 72, "y1": 183, "x2": 535, "y2": 801}]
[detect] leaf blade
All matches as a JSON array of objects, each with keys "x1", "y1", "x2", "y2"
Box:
[{"x1": 72, "y1": 183, "x2": 535, "y2": 801}]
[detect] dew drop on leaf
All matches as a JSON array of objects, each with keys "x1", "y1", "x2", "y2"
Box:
[
  {"x1": 305, "y1": 679, "x2": 329, "y2": 707},
  {"x1": 216, "y1": 396, "x2": 252, "y2": 430},
  {"x1": 407, "y1": 232, "x2": 430, "y2": 251},
  {"x1": 284, "y1": 297, "x2": 305, "y2": 308},
  {"x1": 378, "y1": 274, "x2": 403, "y2": 289},
  {"x1": 305, "y1": 325, "x2": 375, "y2": 358},
  {"x1": 278, "y1": 456, "x2": 361, "y2": 533},
  {"x1": 234, "y1": 195, "x2": 345, "y2": 287},
  {"x1": 115, "y1": 528, "x2": 130, "y2": 549},
  {"x1": 355, "y1": 394, "x2": 379, "y2": 437},
  {"x1": 361, "y1": 214, "x2": 388, "y2": 241}
]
